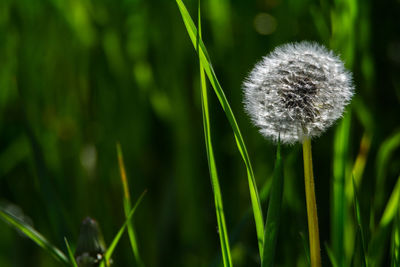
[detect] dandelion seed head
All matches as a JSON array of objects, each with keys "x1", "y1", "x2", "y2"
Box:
[{"x1": 243, "y1": 41, "x2": 354, "y2": 144}]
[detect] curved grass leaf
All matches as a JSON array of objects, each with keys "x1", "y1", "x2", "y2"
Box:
[
  {"x1": 262, "y1": 141, "x2": 284, "y2": 267},
  {"x1": 64, "y1": 237, "x2": 78, "y2": 267},
  {"x1": 175, "y1": 0, "x2": 264, "y2": 258},
  {"x1": 0, "y1": 207, "x2": 69, "y2": 265},
  {"x1": 197, "y1": 2, "x2": 232, "y2": 266},
  {"x1": 375, "y1": 131, "x2": 400, "y2": 209},
  {"x1": 99, "y1": 190, "x2": 147, "y2": 267},
  {"x1": 368, "y1": 175, "x2": 400, "y2": 265},
  {"x1": 379, "y1": 175, "x2": 400, "y2": 228},
  {"x1": 347, "y1": 132, "x2": 371, "y2": 205},
  {"x1": 116, "y1": 143, "x2": 144, "y2": 267}
]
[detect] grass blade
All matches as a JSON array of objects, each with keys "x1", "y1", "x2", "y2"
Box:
[
  {"x1": 332, "y1": 110, "x2": 352, "y2": 266},
  {"x1": 198, "y1": 2, "x2": 232, "y2": 266},
  {"x1": 325, "y1": 243, "x2": 339, "y2": 267},
  {"x1": 391, "y1": 212, "x2": 400, "y2": 266},
  {"x1": 64, "y1": 237, "x2": 78, "y2": 267},
  {"x1": 116, "y1": 143, "x2": 144, "y2": 267},
  {"x1": 375, "y1": 131, "x2": 400, "y2": 210},
  {"x1": 379, "y1": 175, "x2": 400, "y2": 228},
  {"x1": 210, "y1": 177, "x2": 274, "y2": 265},
  {"x1": 99, "y1": 190, "x2": 147, "y2": 267},
  {"x1": 368, "y1": 175, "x2": 400, "y2": 265},
  {"x1": 176, "y1": 0, "x2": 264, "y2": 258},
  {"x1": 346, "y1": 132, "x2": 371, "y2": 205},
  {"x1": 262, "y1": 141, "x2": 284, "y2": 267},
  {"x1": 352, "y1": 176, "x2": 367, "y2": 267},
  {"x1": 299, "y1": 232, "x2": 311, "y2": 266},
  {"x1": 0, "y1": 207, "x2": 68, "y2": 265}
]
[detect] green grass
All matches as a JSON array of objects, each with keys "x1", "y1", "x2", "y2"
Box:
[
  {"x1": 0, "y1": 0, "x2": 399, "y2": 266},
  {"x1": 332, "y1": 110, "x2": 352, "y2": 266},
  {"x1": 352, "y1": 176, "x2": 367, "y2": 267},
  {"x1": 176, "y1": 0, "x2": 265, "y2": 260},
  {"x1": 379, "y1": 176, "x2": 400, "y2": 228},
  {"x1": 391, "y1": 212, "x2": 400, "y2": 266},
  {"x1": 64, "y1": 238, "x2": 78, "y2": 267},
  {"x1": 100, "y1": 190, "x2": 147, "y2": 267},
  {"x1": 0, "y1": 187, "x2": 146, "y2": 267},
  {"x1": 375, "y1": 131, "x2": 400, "y2": 210},
  {"x1": 197, "y1": 1, "x2": 232, "y2": 265},
  {"x1": 116, "y1": 143, "x2": 144, "y2": 267},
  {"x1": 0, "y1": 206, "x2": 69, "y2": 265},
  {"x1": 262, "y1": 142, "x2": 284, "y2": 267}
]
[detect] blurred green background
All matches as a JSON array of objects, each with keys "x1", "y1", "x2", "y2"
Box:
[{"x1": 1, "y1": 0, "x2": 400, "y2": 266}]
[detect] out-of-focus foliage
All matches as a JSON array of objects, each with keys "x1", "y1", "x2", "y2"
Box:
[{"x1": 0, "y1": 0, "x2": 399, "y2": 266}]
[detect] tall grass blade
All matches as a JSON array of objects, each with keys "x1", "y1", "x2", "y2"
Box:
[
  {"x1": 197, "y1": 2, "x2": 232, "y2": 266},
  {"x1": 332, "y1": 110, "x2": 351, "y2": 266},
  {"x1": 0, "y1": 207, "x2": 68, "y2": 265},
  {"x1": 116, "y1": 143, "x2": 144, "y2": 267},
  {"x1": 99, "y1": 190, "x2": 147, "y2": 267},
  {"x1": 176, "y1": 0, "x2": 264, "y2": 258},
  {"x1": 64, "y1": 237, "x2": 78, "y2": 267},
  {"x1": 368, "y1": 175, "x2": 400, "y2": 265},
  {"x1": 352, "y1": 177, "x2": 367, "y2": 267},
  {"x1": 300, "y1": 232, "x2": 311, "y2": 266},
  {"x1": 210, "y1": 177, "x2": 274, "y2": 265},
  {"x1": 391, "y1": 213, "x2": 400, "y2": 266},
  {"x1": 262, "y1": 141, "x2": 284, "y2": 267}
]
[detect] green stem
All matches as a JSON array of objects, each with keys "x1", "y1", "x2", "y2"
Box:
[{"x1": 302, "y1": 138, "x2": 321, "y2": 267}]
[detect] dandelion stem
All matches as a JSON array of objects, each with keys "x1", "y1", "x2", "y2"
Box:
[{"x1": 302, "y1": 138, "x2": 321, "y2": 267}]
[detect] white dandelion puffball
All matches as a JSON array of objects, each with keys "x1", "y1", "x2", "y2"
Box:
[{"x1": 243, "y1": 41, "x2": 354, "y2": 144}]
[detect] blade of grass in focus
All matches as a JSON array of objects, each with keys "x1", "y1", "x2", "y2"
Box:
[
  {"x1": 262, "y1": 141, "x2": 284, "y2": 267},
  {"x1": 64, "y1": 237, "x2": 78, "y2": 267},
  {"x1": 176, "y1": 0, "x2": 264, "y2": 258},
  {"x1": 0, "y1": 207, "x2": 69, "y2": 265},
  {"x1": 116, "y1": 143, "x2": 144, "y2": 267},
  {"x1": 197, "y1": 2, "x2": 232, "y2": 266},
  {"x1": 99, "y1": 190, "x2": 147, "y2": 267}
]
